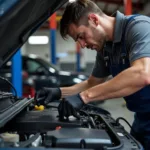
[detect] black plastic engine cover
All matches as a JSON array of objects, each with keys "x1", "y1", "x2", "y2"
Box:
[
  {"x1": 44, "y1": 128, "x2": 112, "y2": 149},
  {"x1": 9, "y1": 109, "x2": 82, "y2": 133}
]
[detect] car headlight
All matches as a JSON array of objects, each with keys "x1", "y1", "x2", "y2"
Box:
[
  {"x1": 78, "y1": 75, "x2": 87, "y2": 80},
  {"x1": 73, "y1": 78, "x2": 82, "y2": 83}
]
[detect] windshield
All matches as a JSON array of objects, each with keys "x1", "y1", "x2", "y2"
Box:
[
  {"x1": 37, "y1": 58, "x2": 59, "y2": 71},
  {"x1": 0, "y1": 0, "x2": 19, "y2": 17}
]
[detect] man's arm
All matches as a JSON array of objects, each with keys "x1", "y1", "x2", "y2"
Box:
[
  {"x1": 60, "y1": 50, "x2": 110, "y2": 97},
  {"x1": 81, "y1": 57, "x2": 150, "y2": 103},
  {"x1": 60, "y1": 75, "x2": 107, "y2": 97},
  {"x1": 81, "y1": 19, "x2": 150, "y2": 103}
]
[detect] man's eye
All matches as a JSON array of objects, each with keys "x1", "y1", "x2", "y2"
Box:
[
  {"x1": 79, "y1": 36, "x2": 83, "y2": 39},
  {"x1": 76, "y1": 34, "x2": 84, "y2": 41}
]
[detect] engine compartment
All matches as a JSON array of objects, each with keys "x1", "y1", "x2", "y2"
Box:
[{"x1": 0, "y1": 97, "x2": 143, "y2": 150}]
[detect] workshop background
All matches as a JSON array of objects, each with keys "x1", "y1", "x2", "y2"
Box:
[{"x1": 2, "y1": 0, "x2": 150, "y2": 132}]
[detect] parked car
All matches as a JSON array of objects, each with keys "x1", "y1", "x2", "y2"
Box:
[
  {"x1": 0, "y1": 54, "x2": 89, "y2": 96},
  {"x1": 22, "y1": 54, "x2": 89, "y2": 88},
  {"x1": 0, "y1": 66, "x2": 35, "y2": 98}
]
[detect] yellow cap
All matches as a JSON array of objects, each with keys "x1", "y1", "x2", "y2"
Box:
[{"x1": 34, "y1": 105, "x2": 45, "y2": 111}]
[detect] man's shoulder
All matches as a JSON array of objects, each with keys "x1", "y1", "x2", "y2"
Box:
[
  {"x1": 134, "y1": 15, "x2": 150, "y2": 21},
  {"x1": 125, "y1": 15, "x2": 150, "y2": 39},
  {"x1": 126, "y1": 15, "x2": 150, "y2": 29},
  {"x1": 125, "y1": 15, "x2": 150, "y2": 63}
]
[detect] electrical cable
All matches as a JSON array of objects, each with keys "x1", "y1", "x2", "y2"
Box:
[
  {"x1": 115, "y1": 117, "x2": 143, "y2": 148},
  {"x1": 89, "y1": 116, "x2": 96, "y2": 128},
  {"x1": 80, "y1": 110, "x2": 91, "y2": 118},
  {"x1": 116, "y1": 117, "x2": 136, "y2": 134},
  {"x1": 0, "y1": 76, "x2": 17, "y2": 97},
  {"x1": 79, "y1": 110, "x2": 96, "y2": 128}
]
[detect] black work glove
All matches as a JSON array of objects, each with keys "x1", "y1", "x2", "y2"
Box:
[
  {"x1": 34, "y1": 87, "x2": 61, "y2": 105},
  {"x1": 58, "y1": 94, "x2": 85, "y2": 120}
]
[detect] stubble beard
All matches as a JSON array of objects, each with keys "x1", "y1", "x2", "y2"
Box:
[{"x1": 96, "y1": 39, "x2": 106, "y2": 52}]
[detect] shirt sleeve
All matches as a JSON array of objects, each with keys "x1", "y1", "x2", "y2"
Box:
[
  {"x1": 91, "y1": 52, "x2": 110, "y2": 78},
  {"x1": 126, "y1": 19, "x2": 150, "y2": 63}
]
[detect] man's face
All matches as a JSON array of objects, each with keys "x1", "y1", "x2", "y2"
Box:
[{"x1": 68, "y1": 19, "x2": 107, "y2": 52}]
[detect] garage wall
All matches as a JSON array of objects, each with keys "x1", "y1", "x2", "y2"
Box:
[
  {"x1": 23, "y1": 30, "x2": 96, "y2": 73},
  {"x1": 140, "y1": 2, "x2": 150, "y2": 16}
]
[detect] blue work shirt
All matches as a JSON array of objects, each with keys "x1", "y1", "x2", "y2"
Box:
[
  {"x1": 92, "y1": 11, "x2": 150, "y2": 149},
  {"x1": 92, "y1": 11, "x2": 150, "y2": 112},
  {"x1": 92, "y1": 11, "x2": 150, "y2": 79}
]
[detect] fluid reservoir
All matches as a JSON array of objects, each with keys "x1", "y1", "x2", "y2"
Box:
[{"x1": 0, "y1": 133, "x2": 19, "y2": 143}]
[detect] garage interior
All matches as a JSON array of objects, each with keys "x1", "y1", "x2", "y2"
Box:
[{"x1": 0, "y1": 0, "x2": 150, "y2": 147}]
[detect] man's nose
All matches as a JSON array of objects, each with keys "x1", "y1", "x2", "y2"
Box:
[{"x1": 78, "y1": 40, "x2": 87, "y2": 48}]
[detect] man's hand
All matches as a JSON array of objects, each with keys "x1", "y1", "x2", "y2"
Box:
[
  {"x1": 58, "y1": 94, "x2": 84, "y2": 120},
  {"x1": 34, "y1": 87, "x2": 61, "y2": 105}
]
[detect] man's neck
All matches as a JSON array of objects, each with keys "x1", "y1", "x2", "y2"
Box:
[{"x1": 101, "y1": 15, "x2": 116, "y2": 41}]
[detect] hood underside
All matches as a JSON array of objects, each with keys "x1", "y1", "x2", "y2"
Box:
[{"x1": 0, "y1": 0, "x2": 67, "y2": 68}]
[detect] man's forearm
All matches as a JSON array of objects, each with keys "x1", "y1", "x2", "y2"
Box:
[
  {"x1": 60, "y1": 77, "x2": 106, "y2": 98},
  {"x1": 81, "y1": 66, "x2": 149, "y2": 103},
  {"x1": 60, "y1": 80, "x2": 91, "y2": 97}
]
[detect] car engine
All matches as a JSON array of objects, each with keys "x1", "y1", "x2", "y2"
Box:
[{"x1": 0, "y1": 93, "x2": 143, "y2": 150}]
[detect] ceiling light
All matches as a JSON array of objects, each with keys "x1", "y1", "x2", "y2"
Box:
[
  {"x1": 28, "y1": 36, "x2": 49, "y2": 45},
  {"x1": 69, "y1": 0, "x2": 76, "y2": 3}
]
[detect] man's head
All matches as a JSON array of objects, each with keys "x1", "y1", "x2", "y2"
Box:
[{"x1": 60, "y1": 0, "x2": 114, "y2": 52}]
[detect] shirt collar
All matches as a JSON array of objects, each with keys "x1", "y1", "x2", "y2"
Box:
[
  {"x1": 113, "y1": 11, "x2": 125, "y2": 43},
  {"x1": 103, "y1": 11, "x2": 125, "y2": 53}
]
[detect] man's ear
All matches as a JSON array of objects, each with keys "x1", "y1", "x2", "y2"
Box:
[{"x1": 88, "y1": 13, "x2": 98, "y2": 26}]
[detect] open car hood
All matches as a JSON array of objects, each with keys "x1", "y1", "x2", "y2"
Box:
[{"x1": 0, "y1": 0, "x2": 68, "y2": 68}]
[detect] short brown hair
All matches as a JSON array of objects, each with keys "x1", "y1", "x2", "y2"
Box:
[{"x1": 60, "y1": 0, "x2": 103, "y2": 39}]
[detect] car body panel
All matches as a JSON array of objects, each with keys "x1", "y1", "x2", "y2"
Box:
[{"x1": 0, "y1": 0, "x2": 67, "y2": 68}]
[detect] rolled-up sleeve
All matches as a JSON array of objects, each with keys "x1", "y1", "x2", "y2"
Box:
[{"x1": 126, "y1": 19, "x2": 150, "y2": 63}]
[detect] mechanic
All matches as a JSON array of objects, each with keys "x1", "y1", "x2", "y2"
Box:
[{"x1": 35, "y1": 0, "x2": 150, "y2": 149}]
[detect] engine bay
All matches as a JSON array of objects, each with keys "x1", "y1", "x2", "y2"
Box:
[{"x1": 0, "y1": 95, "x2": 143, "y2": 150}]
